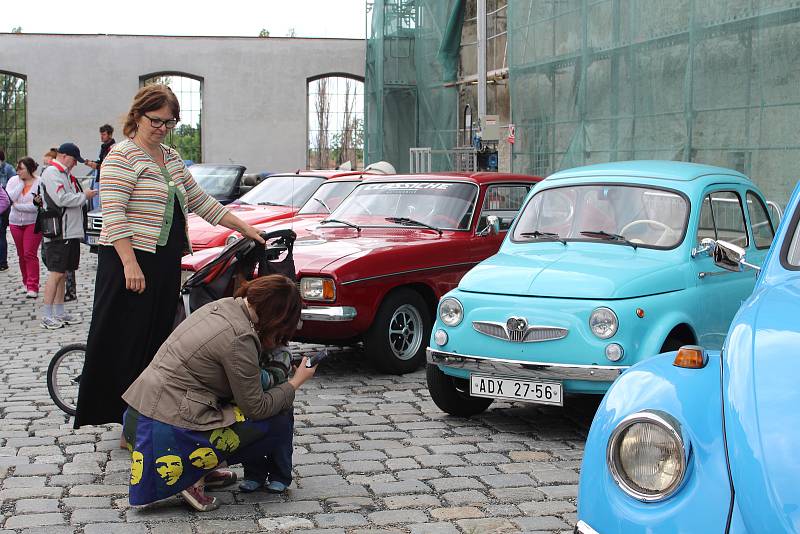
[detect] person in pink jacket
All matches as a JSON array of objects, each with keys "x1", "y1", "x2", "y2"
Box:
[{"x1": 7, "y1": 157, "x2": 43, "y2": 297}]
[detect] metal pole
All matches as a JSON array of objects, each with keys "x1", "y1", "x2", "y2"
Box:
[{"x1": 477, "y1": 0, "x2": 487, "y2": 127}]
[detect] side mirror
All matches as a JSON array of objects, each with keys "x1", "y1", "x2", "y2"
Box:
[
  {"x1": 478, "y1": 215, "x2": 501, "y2": 236},
  {"x1": 242, "y1": 174, "x2": 258, "y2": 186},
  {"x1": 712, "y1": 240, "x2": 746, "y2": 272}
]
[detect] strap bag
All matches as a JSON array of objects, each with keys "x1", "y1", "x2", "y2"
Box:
[{"x1": 35, "y1": 184, "x2": 65, "y2": 239}]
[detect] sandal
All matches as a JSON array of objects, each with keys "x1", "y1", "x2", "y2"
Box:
[
  {"x1": 204, "y1": 469, "x2": 238, "y2": 489},
  {"x1": 181, "y1": 485, "x2": 219, "y2": 512}
]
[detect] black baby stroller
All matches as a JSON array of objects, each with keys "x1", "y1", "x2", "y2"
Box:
[{"x1": 47, "y1": 230, "x2": 297, "y2": 416}]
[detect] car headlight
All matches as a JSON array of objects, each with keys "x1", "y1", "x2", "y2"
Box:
[
  {"x1": 439, "y1": 297, "x2": 463, "y2": 327},
  {"x1": 607, "y1": 410, "x2": 688, "y2": 502},
  {"x1": 300, "y1": 277, "x2": 336, "y2": 301},
  {"x1": 225, "y1": 234, "x2": 239, "y2": 247},
  {"x1": 589, "y1": 307, "x2": 618, "y2": 339}
]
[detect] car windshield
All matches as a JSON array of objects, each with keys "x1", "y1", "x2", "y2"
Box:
[
  {"x1": 513, "y1": 184, "x2": 689, "y2": 248},
  {"x1": 189, "y1": 166, "x2": 242, "y2": 197},
  {"x1": 297, "y1": 180, "x2": 360, "y2": 215},
  {"x1": 238, "y1": 175, "x2": 326, "y2": 207},
  {"x1": 329, "y1": 181, "x2": 478, "y2": 230}
]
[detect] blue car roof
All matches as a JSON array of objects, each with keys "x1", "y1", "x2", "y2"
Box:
[{"x1": 546, "y1": 160, "x2": 751, "y2": 184}]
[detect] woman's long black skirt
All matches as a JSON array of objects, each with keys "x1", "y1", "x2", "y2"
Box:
[{"x1": 74, "y1": 207, "x2": 186, "y2": 428}]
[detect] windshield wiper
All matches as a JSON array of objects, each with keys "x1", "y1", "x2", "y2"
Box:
[
  {"x1": 519, "y1": 230, "x2": 566, "y2": 244},
  {"x1": 385, "y1": 217, "x2": 443, "y2": 236},
  {"x1": 257, "y1": 201, "x2": 284, "y2": 206},
  {"x1": 311, "y1": 197, "x2": 332, "y2": 213},
  {"x1": 319, "y1": 218, "x2": 361, "y2": 232},
  {"x1": 580, "y1": 229, "x2": 638, "y2": 249}
]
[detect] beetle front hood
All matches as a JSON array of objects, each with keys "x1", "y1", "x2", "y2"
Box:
[
  {"x1": 723, "y1": 280, "x2": 800, "y2": 533},
  {"x1": 459, "y1": 245, "x2": 685, "y2": 299}
]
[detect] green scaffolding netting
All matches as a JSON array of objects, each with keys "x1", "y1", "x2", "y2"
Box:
[{"x1": 367, "y1": 0, "x2": 800, "y2": 205}]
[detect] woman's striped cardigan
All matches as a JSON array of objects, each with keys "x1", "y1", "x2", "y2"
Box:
[{"x1": 98, "y1": 139, "x2": 227, "y2": 253}]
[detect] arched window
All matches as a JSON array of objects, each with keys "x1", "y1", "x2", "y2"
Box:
[
  {"x1": 0, "y1": 71, "x2": 27, "y2": 164},
  {"x1": 141, "y1": 73, "x2": 203, "y2": 163},
  {"x1": 308, "y1": 75, "x2": 364, "y2": 170}
]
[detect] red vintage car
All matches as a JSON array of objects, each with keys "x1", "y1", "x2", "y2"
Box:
[
  {"x1": 292, "y1": 172, "x2": 542, "y2": 373},
  {"x1": 187, "y1": 170, "x2": 365, "y2": 250}
]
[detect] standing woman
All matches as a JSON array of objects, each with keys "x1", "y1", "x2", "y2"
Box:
[
  {"x1": 74, "y1": 84, "x2": 265, "y2": 430},
  {"x1": 7, "y1": 157, "x2": 43, "y2": 298}
]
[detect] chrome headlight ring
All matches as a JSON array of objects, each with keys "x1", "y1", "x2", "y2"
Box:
[
  {"x1": 589, "y1": 307, "x2": 618, "y2": 339},
  {"x1": 438, "y1": 297, "x2": 464, "y2": 327},
  {"x1": 606, "y1": 410, "x2": 690, "y2": 502}
]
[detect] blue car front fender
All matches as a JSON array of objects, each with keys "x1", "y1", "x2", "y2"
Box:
[{"x1": 577, "y1": 351, "x2": 731, "y2": 533}]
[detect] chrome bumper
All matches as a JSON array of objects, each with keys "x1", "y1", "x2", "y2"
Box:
[
  {"x1": 301, "y1": 306, "x2": 357, "y2": 322},
  {"x1": 575, "y1": 520, "x2": 600, "y2": 534},
  {"x1": 427, "y1": 348, "x2": 627, "y2": 382}
]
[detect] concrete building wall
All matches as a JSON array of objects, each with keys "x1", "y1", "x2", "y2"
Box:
[{"x1": 0, "y1": 33, "x2": 365, "y2": 175}]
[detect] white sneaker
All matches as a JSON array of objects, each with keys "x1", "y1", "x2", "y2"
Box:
[
  {"x1": 56, "y1": 313, "x2": 82, "y2": 325},
  {"x1": 26, "y1": 290, "x2": 38, "y2": 299},
  {"x1": 41, "y1": 317, "x2": 64, "y2": 330},
  {"x1": 21, "y1": 287, "x2": 27, "y2": 294}
]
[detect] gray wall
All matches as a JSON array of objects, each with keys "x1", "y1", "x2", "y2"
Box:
[{"x1": 0, "y1": 33, "x2": 364, "y2": 175}]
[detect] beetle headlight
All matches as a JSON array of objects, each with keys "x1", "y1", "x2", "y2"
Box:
[
  {"x1": 607, "y1": 411, "x2": 687, "y2": 502},
  {"x1": 589, "y1": 307, "x2": 618, "y2": 339},
  {"x1": 439, "y1": 297, "x2": 463, "y2": 327}
]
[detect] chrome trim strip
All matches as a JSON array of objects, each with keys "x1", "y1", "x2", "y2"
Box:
[
  {"x1": 427, "y1": 348, "x2": 626, "y2": 382},
  {"x1": 340, "y1": 262, "x2": 480, "y2": 285},
  {"x1": 575, "y1": 520, "x2": 600, "y2": 534},
  {"x1": 300, "y1": 306, "x2": 357, "y2": 322},
  {"x1": 472, "y1": 320, "x2": 568, "y2": 343}
]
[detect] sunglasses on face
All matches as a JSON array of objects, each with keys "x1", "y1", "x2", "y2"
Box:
[{"x1": 143, "y1": 113, "x2": 178, "y2": 129}]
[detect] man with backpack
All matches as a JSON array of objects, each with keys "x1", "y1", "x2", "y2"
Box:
[
  {"x1": 40, "y1": 143, "x2": 97, "y2": 329},
  {"x1": 0, "y1": 149, "x2": 17, "y2": 272}
]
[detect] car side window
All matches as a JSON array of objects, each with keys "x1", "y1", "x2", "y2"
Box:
[
  {"x1": 478, "y1": 185, "x2": 531, "y2": 231},
  {"x1": 746, "y1": 191, "x2": 774, "y2": 249},
  {"x1": 696, "y1": 191, "x2": 747, "y2": 247}
]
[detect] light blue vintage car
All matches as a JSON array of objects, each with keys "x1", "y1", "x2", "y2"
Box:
[
  {"x1": 575, "y1": 178, "x2": 800, "y2": 533},
  {"x1": 426, "y1": 161, "x2": 778, "y2": 416}
]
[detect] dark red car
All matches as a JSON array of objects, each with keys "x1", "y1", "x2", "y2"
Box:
[{"x1": 293, "y1": 172, "x2": 542, "y2": 373}]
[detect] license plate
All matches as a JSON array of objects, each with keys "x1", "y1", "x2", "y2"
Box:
[
  {"x1": 470, "y1": 375, "x2": 563, "y2": 406},
  {"x1": 86, "y1": 235, "x2": 99, "y2": 245}
]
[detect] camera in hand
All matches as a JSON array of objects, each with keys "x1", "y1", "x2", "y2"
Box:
[{"x1": 293, "y1": 350, "x2": 329, "y2": 368}]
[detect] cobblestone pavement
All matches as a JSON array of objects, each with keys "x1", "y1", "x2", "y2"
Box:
[{"x1": 1, "y1": 243, "x2": 600, "y2": 533}]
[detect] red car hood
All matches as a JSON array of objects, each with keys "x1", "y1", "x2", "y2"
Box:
[
  {"x1": 293, "y1": 227, "x2": 467, "y2": 278},
  {"x1": 188, "y1": 204, "x2": 296, "y2": 246}
]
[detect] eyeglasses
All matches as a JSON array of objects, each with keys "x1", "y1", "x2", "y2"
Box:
[{"x1": 143, "y1": 114, "x2": 178, "y2": 129}]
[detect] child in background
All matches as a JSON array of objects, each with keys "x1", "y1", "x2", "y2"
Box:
[{"x1": 238, "y1": 345, "x2": 294, "y2": 493}]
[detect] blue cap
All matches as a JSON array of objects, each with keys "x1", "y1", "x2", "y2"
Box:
[{"x1": 57, "y1": 142, "x2": 84, "y2": 163}]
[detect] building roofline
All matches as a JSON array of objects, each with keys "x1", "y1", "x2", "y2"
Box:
[{"x1": 0, "y1": 32, "x2": 364, "y2": 41}]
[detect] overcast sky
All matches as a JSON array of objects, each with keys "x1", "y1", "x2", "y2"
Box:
[{"x1": 4, "y1": 0, "x2": 368, "y2": 39}]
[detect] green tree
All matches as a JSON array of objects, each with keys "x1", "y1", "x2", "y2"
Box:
[
  {"x1": 11, "y1": 26, "x2": 22, "y2": 33},
  {"x1": 169, "y1": 123, "x2": 201, "y2": 163},
  {"x1": 258, "y1": 29, "x2": 270, "y2": 37},
  {"x1": 0, "y1": 73, "x2": 27, "y2": 163}
]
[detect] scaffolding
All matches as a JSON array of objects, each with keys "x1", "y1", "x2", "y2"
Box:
[{"x1": 367, "y1": 1, "x2": 800, "y2": 204}]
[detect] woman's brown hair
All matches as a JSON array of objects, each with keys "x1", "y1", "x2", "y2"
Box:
[
  {"x1": 234, "y1": 275, "x2": 302, "y2": 350},
  {"x1": 16, "y1": 157, "x2": 38, "y2": 176},
  {"x1": 122, "y1": 84, "x2": 181, "y2": 138}
]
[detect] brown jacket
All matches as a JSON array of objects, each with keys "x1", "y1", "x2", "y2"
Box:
[{"x1": 122, "y1": 297, "x2": 295, "y2": 430}]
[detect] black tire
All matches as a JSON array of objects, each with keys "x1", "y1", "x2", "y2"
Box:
[
  {"x1": 47, "y1": 343, "x2": 86, "y2": 416},
  {"x1": 365, "y1": 288, "x2": 432, "y2": 374},
  {"x1": 426, "y1": 363, "x2": 493, "y2": 417}
]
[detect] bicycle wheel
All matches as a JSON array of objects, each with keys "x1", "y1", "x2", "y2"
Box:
[{"x1": 47, "y1": 343, "x2": 86, "y2": 416}]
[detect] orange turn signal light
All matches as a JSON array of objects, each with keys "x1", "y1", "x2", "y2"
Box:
[
  {"x1": 322, "y1": 279, "x2": 336, "y2": 300},
  {"x1": 673, "y1": 345, "x2": 707, "y2": 369}
]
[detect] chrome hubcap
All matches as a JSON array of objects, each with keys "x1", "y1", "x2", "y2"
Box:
[{"x1": 388, "y1": 304, "x2": 423, "y2": 361}]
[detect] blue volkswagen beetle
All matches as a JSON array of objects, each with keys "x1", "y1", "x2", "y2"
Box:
[
  {"x1": 574, "y1": 178, "x2": 800, "y2": 533},
  {"x1": 426, "y1": 161, "x2": 778, "y2": 416}
]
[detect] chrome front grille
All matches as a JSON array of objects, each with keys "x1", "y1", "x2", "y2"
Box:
[
  {"x1": 472, "y1": 321, "x2": 568, "y2": 343},
  {"x1": 89, "y1": 217, "x2": 103, "y2": 231}
]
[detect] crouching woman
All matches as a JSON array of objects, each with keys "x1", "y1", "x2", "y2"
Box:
[{"x1": 121, "y1": 274, "x2": 315, "y2": 511}]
